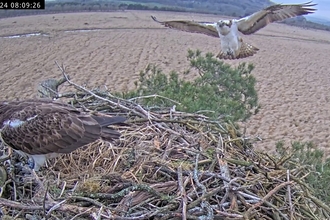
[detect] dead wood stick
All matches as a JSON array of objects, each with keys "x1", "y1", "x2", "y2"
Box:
[
  {"x1": 55, "y1": 61, "x2": 144, "y2": 118},
  {"x1": 245, "y1": 181, "x2": 293, "y2": 218},
  {"x1": 178, "y1": 165, "x2": 187, "y2": 220},
  {"x1": 0, "y1": 198, "x2": 98, "y2": 216},
  {"x1": 287, "y1": 170, "x2": 294, "y2": 220},
  {"x1": 84, "y1": 184, "x2": 171, "y2": 200},
  {"x1": 187, "y1": 186, "x2": 223, "y2": 210}
]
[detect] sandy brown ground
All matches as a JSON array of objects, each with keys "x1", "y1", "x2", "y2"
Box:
[{"x1": 1, "y1": 10, "x2": 330, "y2": 154}]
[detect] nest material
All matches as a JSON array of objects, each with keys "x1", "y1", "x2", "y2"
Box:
[{"x1": 0, "y1": 63, "x2": 329, "y2": 220}]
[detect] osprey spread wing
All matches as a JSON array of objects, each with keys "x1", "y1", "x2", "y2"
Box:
[
  {"x1": 151, "y1": 2, "x2": 316, "y2": 59},
  {"x1": 0, "y1": 99, "x2": 126, "y2": 171}
]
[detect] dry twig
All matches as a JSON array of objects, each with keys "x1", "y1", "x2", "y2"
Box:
[{"x1": 0, "y1": 62, "x2": 328, "y2": 219}]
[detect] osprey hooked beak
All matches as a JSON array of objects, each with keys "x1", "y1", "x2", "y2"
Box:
[{"x1": 217, "y1": 20, "x2": 232, "y2": 28}]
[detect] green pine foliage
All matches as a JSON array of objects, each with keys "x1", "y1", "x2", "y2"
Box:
[
  {"x1": 121, "y1": 50, "x2": 259, "y2": 122},
  {"x1": 276, "y1": 141, "x2": 330, "y2": 205}
]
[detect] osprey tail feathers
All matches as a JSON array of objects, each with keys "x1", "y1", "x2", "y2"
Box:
[
  {"x1": 92, "y1": 115, "x2": 126, "y2": 127},
  {"x1": 216, "y1": 41, "x2": 259, "y2": 60},
  {"x1": 92, "y1": 116, "x2": 127, "y2": 142},
  {"x1": 100, "y1": 127, "x2": 122, "y2": 141},
  {"x1": 237, "y1": 41, "x2": 259, "y2": 59}
]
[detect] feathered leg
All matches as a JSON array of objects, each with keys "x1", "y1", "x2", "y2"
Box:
[{"x1": 28, "y1": 157, "x2": 54, "y2": 202}]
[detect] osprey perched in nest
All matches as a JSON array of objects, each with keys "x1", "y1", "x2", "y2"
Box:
[
  {"x1": 151, "y1": 2, "x2": 316, "y2": 59},
  {"x1": 0, "y1": 99, "x2": 126, "y2": 171}
]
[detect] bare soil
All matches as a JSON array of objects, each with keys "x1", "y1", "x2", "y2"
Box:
[{"x1": 1, "y1": 10, "x2": 330, "y2": 153}]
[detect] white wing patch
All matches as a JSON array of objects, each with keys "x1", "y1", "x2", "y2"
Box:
[{"x1": 3, "y1": 115, "x2": 38, "y2": 128}]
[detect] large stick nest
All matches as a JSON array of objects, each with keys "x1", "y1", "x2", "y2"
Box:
[{"x1": 0, "y1": 63, "x2": 329, "y2": 220}]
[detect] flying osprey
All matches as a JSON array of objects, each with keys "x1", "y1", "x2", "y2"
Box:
[
  {"x1": 0, "y1": 99, "x2": 126, "y2": 171},
  {"x1": 151, "y1": 2, "x2": 316, "y2": 59}
]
